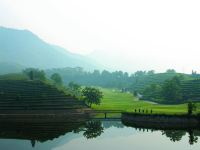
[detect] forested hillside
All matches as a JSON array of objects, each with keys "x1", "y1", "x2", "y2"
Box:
[
  {"x1": 46, "y1": 68, "x2": 193, "y2": 91},
  {"x1": 142, "y1": 76, "x2": 200, "y2": 104}
]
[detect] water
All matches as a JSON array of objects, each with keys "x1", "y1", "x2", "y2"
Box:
[{"x1": 0, "y1": 120, "x2": 200, "y2": 150}]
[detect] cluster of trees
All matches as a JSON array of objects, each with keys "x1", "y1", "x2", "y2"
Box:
[
  {"x1": 142, "y1": 75, "x2": 193, "y2": 103},
  {"x1": 191, "y1": 70, "x2": 200, "y2": 78},
  {"x1": 50, "y1": 73, "x2": 63, "y2": 86},
  {"x1": 46, "y1": 67, "x2": 131, "y2": 88},
  {"x1": 162, "y1": 129, "x2": 198, "y2": 145},
  {"x1": 23, "y1": 68, "x2": 63, "y2": 85},
  {"x1": 161, "y1": 76, "x2": 183, "y2": 102},
  {"x1": 23, "y1": 68, "x2": 46, "y2": 81},
  {"x1": 46, "y1": 67, "x2": 184, "y2": 91}
]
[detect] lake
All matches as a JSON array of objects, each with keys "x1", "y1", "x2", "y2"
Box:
[{"x1": 0, "y1": 120, "x2": 200, "y2": 150}]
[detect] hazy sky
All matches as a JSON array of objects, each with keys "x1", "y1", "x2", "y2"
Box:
[{"x1": 1, "y1": 0, "x2": 200, "y2": 73}]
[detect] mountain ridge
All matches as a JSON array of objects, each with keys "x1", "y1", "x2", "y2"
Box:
[{"x1": 0, "y1": 26, "x2": 103, "y2": 73}]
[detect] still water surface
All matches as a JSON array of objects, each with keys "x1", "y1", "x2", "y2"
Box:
[{"x1": 0, "y1": 120, "x2": 200, "y2": 150}]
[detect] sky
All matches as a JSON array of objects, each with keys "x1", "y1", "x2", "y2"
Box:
[{"x1": 0, "y1": 0, "x2": 200, "y2": 73}]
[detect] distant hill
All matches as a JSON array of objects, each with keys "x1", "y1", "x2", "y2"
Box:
[{"x1": 0, "y1": 27, "x2": 102, "y2": 72}]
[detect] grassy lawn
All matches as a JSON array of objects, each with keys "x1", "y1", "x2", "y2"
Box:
[{"x1": 92, "y1": 88, "x2": 200, "y2": 115}]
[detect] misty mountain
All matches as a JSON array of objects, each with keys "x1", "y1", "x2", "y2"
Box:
[
  {"x1": 0, "y1": 62, "x2": 24, "y2": 75},
  {"x1": 0, "y1": 27, "x2": 102, "y2": 73}
]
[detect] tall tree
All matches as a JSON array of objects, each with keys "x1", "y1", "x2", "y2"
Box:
[
  {"x1": 68, "y1": 81, "x2": 81, "y2": 91},
  {"x1": 162, "y1": 76, "x2": 182, "y2": 102},
  {"x1": 23, "y1": 68, "x2": 46, "y2": 81},
  {"x1": 187, "y1": 101, "x2": 197, "y2": 115},
  {"x1": 50, "y1": 73, "x2": 63, "y2": 85}
]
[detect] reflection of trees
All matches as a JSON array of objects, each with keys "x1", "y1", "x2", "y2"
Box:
[
  {"x1": 161, "y1": 130, "x2": 199, "y2": 145},
  {"x1": 31, "y1": 140, "x2": 36, "y2": 147},
  {"x1": 162, "y1": 130, "x2": 186, "y2": 142},
  {"x1": 188, "y1": 130, "x2": 198, "y2": 145},
  {"x1": 83, "y1": 121, "x2": 104, "y2": 139}
]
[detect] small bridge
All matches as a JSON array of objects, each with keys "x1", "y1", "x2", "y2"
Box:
[{"x1": 89, "y1": 110, "x2": 123, "y2": 119}]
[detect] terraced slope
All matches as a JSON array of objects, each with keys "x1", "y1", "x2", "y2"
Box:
[
  {"x1": 131, "y1": 73, "x2": 191, "y2": 92},
  {"x1": 0, "y1": 80, "x2": 87, "y2": 114},
  {"x1": 181, "y1": 79, "x2": 200, "y2": 101}
]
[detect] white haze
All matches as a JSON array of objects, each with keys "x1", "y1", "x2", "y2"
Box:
[{"x1": 0, "y1": 0, "x2": 200, "y2": 73}]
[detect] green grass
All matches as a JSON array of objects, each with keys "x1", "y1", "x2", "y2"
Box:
[{"x1": 92, "y1": 88, "x2": 200, "y2": 115}]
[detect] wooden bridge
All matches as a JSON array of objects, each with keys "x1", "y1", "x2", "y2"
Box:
[{"x1": 85, "y1": 110, "x2": 123, "y2": 119}]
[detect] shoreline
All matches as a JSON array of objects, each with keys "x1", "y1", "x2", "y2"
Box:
[{"x1": 122, "y1": 113, "x2": 200, "y2": 130}]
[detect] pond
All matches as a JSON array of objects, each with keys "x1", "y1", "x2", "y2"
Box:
[{"x1": 0, "y1": 119, "x2": 200, "y2": 150}]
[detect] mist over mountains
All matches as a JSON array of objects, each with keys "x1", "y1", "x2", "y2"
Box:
[{"x1": 0, "y1": 27, "x2": 103, "y2": 74}]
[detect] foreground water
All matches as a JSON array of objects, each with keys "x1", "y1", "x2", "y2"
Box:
[{"x1": 0, "y1": 120, "x2": 200, "y2": 150}]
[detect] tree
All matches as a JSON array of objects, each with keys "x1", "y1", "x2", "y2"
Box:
[
  {"x1": 23, "y1": 68, "x2": 46, "y2": 81},
  {"x1": 142, "y1": 84, "x2": 162, "y2": 100},
  {"x1": 187, "y1": 101, "x2": 196, "y2": 115},
  {"x1": 166, "y1": 69, "x2": 176, "y2": 73},
  {"x1": 147, "y1": 70, "x2": 155, "y2": 75},
  {"x1": 188, "y1": 130, "x2": 198, "y2": 145},
  {"x1": 134, "y1": 71, "x2": 146, "y2": 77},
  {"x1": 83, "y1": 121, "x2": 104, "y2": 139},
  {"x1": 68, "y1": 81, "x2": 81, "y2": 91},
  {"x1": 162, "y1": 76, "x2": 182, "y2": 102},
  {"x1": 50, "y1": 73, "x2": 63, "y2": 85},
  {"x1": 162, "y1": 130, "x2": 186, "y2": 142},
  {"x1": 82, "y1": 87, "x2": 103, "y2": 107},
  {"x1": 68, "y1": 81, "x2": 82, "y2": 97}
]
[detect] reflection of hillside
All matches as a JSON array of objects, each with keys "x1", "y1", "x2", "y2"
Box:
[
  {"x1": 0, "y1": 116, "x2": 90, "y2": 147},
  {"x1": 0, "y1": 122, "x2": 84, "y2": 142}
]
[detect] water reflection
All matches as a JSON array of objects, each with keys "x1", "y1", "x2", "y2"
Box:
[
  {"x1": 0, "y1": 118, "x2": 200, "y2": 149},
  {"x1": 83, "y1": 121, "x2": 104, "y2": 139},
  {"x1": 0, "y1": 119, "x2": 87, "y2": 147},
  {"x1": 162, "y1": 130, "x2": 186, "y2": 142},
  {"x1": 73, "y1": 121, "x2": 104, "y2": 139},
  {"x1": 123, "y1": 120, "x2": 200, "y2": 145},
  {"x1": 0, "y1": 118, "x2": 105, "y2": 148}
]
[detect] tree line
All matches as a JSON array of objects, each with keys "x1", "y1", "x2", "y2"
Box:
[{"x1": 45, "y1": 67, "x2": 188, "y2": 90}]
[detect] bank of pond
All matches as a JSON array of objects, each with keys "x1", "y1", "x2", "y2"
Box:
[{"x1": 121, "y1": 113, "x2": 200, "y2": 129}]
